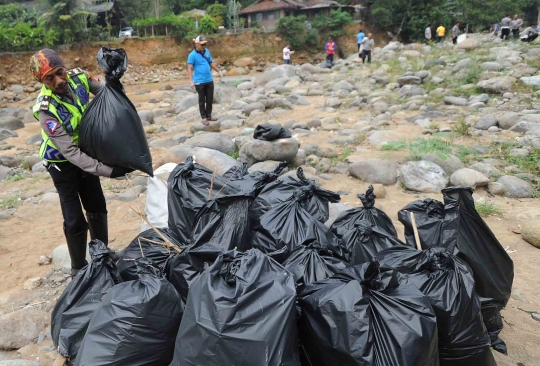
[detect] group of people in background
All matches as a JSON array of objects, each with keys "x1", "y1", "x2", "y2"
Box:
[
  {"x1": 424, "y1": 22, "x2": 461, "y2": 44},
  {"x1": 356, "y1": 30, "x2": 374, "y2": 63},
  {"x1": 494, "y1": 14, "x2": 539, "y2": 42}
]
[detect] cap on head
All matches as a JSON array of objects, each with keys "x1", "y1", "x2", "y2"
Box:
[
  {"x1": 29, "y1": 49, "x2": 65, "y2": 82},
  {"x1": 193, "y1": 35, "x2": 207, "y2": 44}
]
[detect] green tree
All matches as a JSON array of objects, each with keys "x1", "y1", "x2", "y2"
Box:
[
  {"x1": 121, "y1": 0, "x2": 154, "y2": 23},
  {"x1": 311, "y1": 9, "x2": 353, "y2": 39},
  {"x1": 200, "y1": 14, "x2": 219, "y2": 33},
  {"x1": 207, "y1": 2, "x2": 227, "y2": 20},
  {"x1": 276, "y1": 14, "x2": 308, "y2": 50}
]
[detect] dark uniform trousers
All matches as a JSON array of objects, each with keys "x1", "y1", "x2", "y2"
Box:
[{"x1": 48, "y1": 161, "x2": 107, "y2": 269}]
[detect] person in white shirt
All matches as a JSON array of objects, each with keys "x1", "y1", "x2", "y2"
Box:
[
  {"x1": 283, "y1": 44, "x2": 293, "y2": 65},
  {"x1": 425, "y1": 25, "x2": 432, "y2": 42}
]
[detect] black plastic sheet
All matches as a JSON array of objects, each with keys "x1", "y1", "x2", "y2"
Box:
[
  {"x1": 250, "y1": 167, "x2": 341, "y2": 227},
  {"x1": 398, "y1": 186, "x2": 514, "y2": 354},
  {"x1": 75, "y1": 258, "x2": 183, "y2": 366},
  {"x1": 299, "y1": 261, "x2": 439, "y2": 366},
  {"x1": 51, "y1": 240, "x2": 122, "y2": 360},
  {"x1": 171, "y1": 249, "x2": 300, "y2": 366},
  {"x1": 252, "y1": 187, "x2": 346, "y2": 262},
  {"x1": 222, "y1": 161, "x2": 288, "y2": 197},
  {"x1": 116, "y1": 228, "x2": 183, "y2": 281},
  {"x1": 331, "y1": 185, "x2": 397, "y2": 239},
  {"x1": 338, "y1": 219, "x2": 412, "y2": 265},
  {"x1": 253, "y1": 124, "x2": 292, "y2": 141},
  {"x1": 167, "y1": 156, "x2": 239, "y2": 245},
  {"x1": 377, "y1": 246, "x2": 496, "y2": 366},
  {"x1": 79, "y1": 47, "x2": 153, "y2": 176}
]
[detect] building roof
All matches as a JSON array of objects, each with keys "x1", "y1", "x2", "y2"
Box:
[
  {"x1": 87, "y1": 2, "x2": 115, "y2": 12},
  {"x1": 239, "y1": 0, "x2": 306, "y2": 15},
  {"x1": 188, "y1": 8, "x2": 207, "y2": 16},
  {"x1": 299, "y1": 0, "x2": 355, "y2": 9}
]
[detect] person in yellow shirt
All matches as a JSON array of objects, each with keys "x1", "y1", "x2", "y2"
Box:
[{"x1": 436, "y1": 24, "x2": 446, "y2": 42}]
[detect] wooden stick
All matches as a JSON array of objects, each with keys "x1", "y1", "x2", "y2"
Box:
[
  {"x1": 409, "y1": 211, "x2": 423, "y2": 251},
  {"x1": 139, "y1": 236, "x2": 181, "y2": 253},
  {"x1": 137, "y1": 237, "x2": 145, "y2": 257},
  {"x1": 129, "y1": 205, "x2": 181, "y2": 254}
]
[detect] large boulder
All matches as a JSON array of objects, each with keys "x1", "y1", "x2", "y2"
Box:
[
  {"x1": 239, "y1": 138, "x2": 299, "y2": 166},
  {"x1": 509, "y1": 122, "x2": 540, "y2": 134},
  {"x1": 300, "y1": 63, "x2": 319, "y2": 74},
  {"x1": 175, "y1": 94, "x2": 199, "y2": 112},
  {"x1": 214, "y1": 85, "x2": 242, "y2": 104},
  {"x1": 476, "y1": 114, "x2": 498, "y2": 130},
  {"x1": 248, "y1": 160, "x2": 288, "y2": 174},
  {"x1": 421, "y1": 154, "x2": 464, "y2": 175},
  {"x1": 0, "y1": 308, "x2": 49, "y2": 350},
  {"x1": 159, "y1": 145, "x2": 241, "y2": 175},
  {"x1": 450, "y1": 168, "x2": 490, "y2": 187},
  {"x1": 520, "y1": 75, "x2": 540, "y2": 88},
  {"x1": 332, "y1": 80, "x2": 355, "y2": 91},
  {"x1": 400, "y1": 160, "x2": 449, "y2": 193},
  {"x1": 185, "y1": 132, "x2": 236, "y2": 154},
  {"x1": 233, "y1": 57, "x2": 256, "y2": 67},
  {"x1": 497, "y1": 175, "x2": 534, "y2": 198},
  {"x1": 254, "y1": 65, "x2": 296, "y2": 86},
  {"x1": 0, "y1": 116, "x2": 24, "y2": 131},
  {"x1": 348, "y1": 159, "x2": 398, "y2": 185},
  {"x1": 497, "y1": 112, "x2": 520, "y2": 129},
  {"x1": 476, "y1": 77, "x2": 516, "y2": 94},
  {"x1": 457, "y1": 38, "x2": 479, "y2": 50}
]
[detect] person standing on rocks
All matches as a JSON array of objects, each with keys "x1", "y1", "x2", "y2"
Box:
[
  {"x1": 500, "y1": 14, "x2": 512, "y2": 40},
  {"x1": 360, "y1": 33, "x2": 374, "y2": 64},
  {"x1": 493, "y1": 23, "x2": 500, "y2": 37},
  {"x1": 425, "y1": 24, "x2": 432, "y2": 43},
  {"x1": 512, "y1": 14, "x2": 523, "y2": 38},
  {"x1": 357, "y1": 29, "x2": 365, "y2": 54},
  {"x1": 451, "y1": 22, "x2": 460, "y2": 44},
  {"x1": 436, "y1": 24, "x2": 446, "y2": 42},
  {"x1": 325, "y1": 37, "x2": 336, "y2": 67},
  {"x1": 188, "y1": 35, "x2": 224, "y2": 125},
  {"x1": 29, "y1": 49, "x2": 129, "y2": 276},
  {"x1": 283, "y1": 44, "x2": 294, "y2": 64}
]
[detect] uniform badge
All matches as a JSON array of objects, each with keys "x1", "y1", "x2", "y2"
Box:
[{"x1": 45, "y1": 119, "x2": 59, "y2": 134}]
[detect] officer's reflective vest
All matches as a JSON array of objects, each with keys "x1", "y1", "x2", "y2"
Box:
[
  {"x1": 327, "y1": 42, "x2": 335, "y2": 55},
  {"x1": 32, "y1": 68, "x2": 90, "y2": 162}
]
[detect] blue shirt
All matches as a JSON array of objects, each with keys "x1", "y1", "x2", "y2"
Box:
[
  {"x1": 187, "y1": 49, "x2": 214, "y2": 85},
  {"x1": 357, "y1": 32, "x2": 365, "y2": 44}
]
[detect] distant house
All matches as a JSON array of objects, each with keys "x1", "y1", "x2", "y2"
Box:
[
  {"x1": 187, "y1": 8, "x2": 207, "y2": 18},
  {"x1": 239, "y1": 0, "x2": 357, "y2": 30},
  {"x1": 81, "y1": 0, "x2": 124, "y2": 28}
]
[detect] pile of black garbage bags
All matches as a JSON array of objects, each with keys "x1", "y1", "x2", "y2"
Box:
[{"x1": 51, "y1": 159, "x2": 513, "y2": 366}]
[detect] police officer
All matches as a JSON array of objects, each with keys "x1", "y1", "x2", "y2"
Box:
[{"x1": 30, "y1": 49, "x2": 131, "y2": 276}]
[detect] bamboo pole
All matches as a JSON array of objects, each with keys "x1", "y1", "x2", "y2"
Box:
[{"x1": 409, "y1": 211, "x2": 422, "y2": 251}]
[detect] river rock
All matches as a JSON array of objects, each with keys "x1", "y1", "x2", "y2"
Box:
[
  {"x1": 497, "y1": 175, "x2": 534, "y2": 198},
  {"x1": 399, "y1": 85, "x2": 425, "y2": 99},
  {"x1": 325, "y1": 97, "x2": 342, "y2": 108},
  {"x1": 0, "y1": 308, "x2": 49, "y2": 350},
  {"x1": 300, "y1": 63, "x2": 319, "y2": 74},
  {"x1": 239, "y1": 138, "x2": 299, "y2": 166},
  {"x1": 185, "y1": 133, "x2": 236, "y2": 154},
  {"x1": 480, "y1": 62, "x2": 504, "y2": 71},
  {"x1": 233, "y1": 57, "x2": 256, "y2": 67},
  {"x1": 287, "y1": 94, "x2": 310, "y2": 106},
  {"x1": 488, "y1": 182, "x2": 505, "y2": 195},
  {"x1": 254, "y1": 65, "x2": 296, "y2": 86},
  {"x1": 0, "y1": 361, "x2": 42, "y2": 366},
  {"x1": 397, "y1": 76, "x2": 421, "y2": 86},
  {"x1": 248, "y1": 160, "x2": 288, "y2": 174},
  {"x1": 214, "y1": 85, "x2": 242, "y2": 104},
  {"x1": 0, "y1": 117, "x2": 24, "y2": 131},
  {"x1": 509, "y1": 122, "x2": 540, "y2": 134},
  {"x1": 189, "y1": 121, "x2": 220, "y2": 134},
  {"x1": 332, "y1": 80, "x2": 355, "y2": 91},
  {"x1": 450, "y1": 168, "x2": 490, "y2": 187},
  {"x1": 498, "y1": 112, "x2": 520, "y2": 129},
  {"x1": 521, "y1": 221, "x2": 540, "y2": 248},
  {"x1": 444, "y1": 96, "x2": 468, "y2": 106},
  {"x1": 476, "y1": 114, "x2": 498, "y2": 130},
  {"x1": 520, "y1": 76, "x2": 540, "y2": 88},
  {"x1": 243, "y1": 102, "x2": 265, "y2": 116},
  {"x1": 237, "y1": 82, "x2": 254, "y2": 90},
  {"x1": 161, "y1": 145, "x2": 241, "y2": 175},
  {"x1": 469, "y1": 162, "x2": 501, "y2": 177},
  {"x1": 138, "y1": 111, "x2": 154, "y2": 124},
  {"x1": 476, "y1": 76, "x2": 516, "y2": 94},
  {"x1": 421, "y1": 154, "x2": 464, "y2": 175},
  {"x1": 400, "y1": 161, "x2": 448, "y2": 193},
  {"x1": 348, "y1": 159, "x2": 398, "y2": 185},
  {"x1": 457, "y1": 38, "x2": 479, "y2": 50}
]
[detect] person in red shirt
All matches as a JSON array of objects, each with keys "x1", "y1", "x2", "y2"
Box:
[{"x1": 325, "y1": 37, "x2": 336, "y2": 67}]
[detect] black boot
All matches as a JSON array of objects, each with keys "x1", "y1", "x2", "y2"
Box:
[
  {"x1": 64, "y1": 225, "x2": 88, "y2": 276},
  {"x1": 87, "y1": 212, "x2": 108, "y2": 246}
]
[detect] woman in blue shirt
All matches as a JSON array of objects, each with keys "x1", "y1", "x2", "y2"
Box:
[{"x1": 188, "y1": 35, "x2": 223, "y2": 125}]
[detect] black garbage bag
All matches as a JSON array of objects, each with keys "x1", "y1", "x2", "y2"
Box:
[
  {"x1": 298, "y1": 261, "x2": 439, "y2": 366},
  {"x1": 250, "y1": 167, "x2": 341, "y2": 227},
  {"x1": 331, "y1": 185, "x2": 397, "y2": 239},
  {"x1": 282, "y1": 241, "x2": 348, "y2": 293},
  {"x1": 164, "y1": 247, "x2": 203, "y2": 303},
  {"x1": 167, "y1": 156, "x2": 239, "y2": 245},
  {"x1": 399, "y1": 186, "x2": 514, "y2": 354},
  {"x1": 338, "y1": 219, "x2": 412, "y2": 265},
  {"x1": 75, "y1": 258, "x2": 183, "y2": 366},
  {"x1": 252, "y1": 187, "x2": 346, "y2": 262},
  {"x1": 116, "y1": 228, "x2": 183, "y2": 281},
  {"x1": 79, "y1": 47, "x2": 153, "y2": 176},
  {"x1": 222, "y1": 161, "x2": 288, "y2": 196},
  {"x1": 253, "y1": 124, "x2": 292, "y2": 141},
  {"x1": 171, "y1": 249, "x2": 300, "y2": 366},
  {"x1": 51, "y1": 240, "x2": 122, "y2": 360},
  {"x1": 377, "y1": 247, "x2": 496, "y2": 366}
]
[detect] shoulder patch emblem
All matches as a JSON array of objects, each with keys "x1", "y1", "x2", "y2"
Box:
[{"x1": 45, "y1": 119, "x2": 59, "y2": 134}]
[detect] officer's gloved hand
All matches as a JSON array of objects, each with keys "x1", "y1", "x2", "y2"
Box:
[{"x1": 110, "y1": 167, "x2": 134, "y2": 178}]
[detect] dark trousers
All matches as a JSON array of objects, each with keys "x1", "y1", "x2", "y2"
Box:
[
  {"x1": 522, "y1": 34, "x2": 538, "y2": 42},
  {"x1": 512, "y1": 28, "x2": 520, "y2": 37},
  {"x1": 437, "y1": 35, "x2": 443, "y2": 42},
  {"x1": 195, "y1": 81, "x2": 214, "y2": 119},
  {"x1": 326, "y1": 54, "x2": 334, "y2": 63},
  {"x1": 501, "y1": 28, "x2": 510, "y2": 39},
  {"x1": 361, "y1": 50, "x2": 371, "y2": 63},
  {"x1": 48, "y1": 161, "x2": 107, "y2": 269},
  {"x1": 358, "y1": 43, "x2": 361, "y2": 53},
  {"x1": 452, "y1": 36, "x2": 457, "y2": 44},
  {"x1": 284, "y1": 59, "x2": 290, "y2": 64}
]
